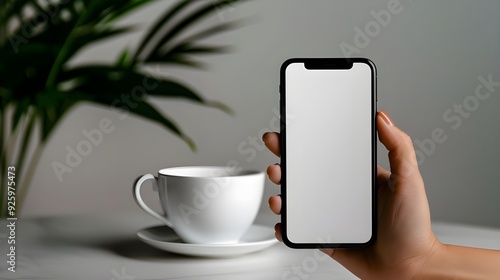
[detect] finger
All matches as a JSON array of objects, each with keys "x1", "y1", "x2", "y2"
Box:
[
  {"x1": 320, "y1": 248, "x2": 335, "y2": 258},
  {"x1": 376, "y1": 164, "x2": 391, "y2": 185},
  {"x1": 266, "y1": 164, "x2": 281, "y2": 184},
  {"x1": 274, "y1": 223, "x2": 283, "y2": 242},
  {"x1": 377, "y1": 110, "x2": 420, "y2": 180},
  {"x1": 268, "y1": 195, "x2": 282, "y2": 215},
  {"x1": 263, "y1": 132, "x2": 281, "y2": 157},
  {"x1": 375, "y1": 165, "x2": 391, "y2": 192}
]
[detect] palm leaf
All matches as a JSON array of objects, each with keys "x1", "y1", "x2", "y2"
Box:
[
  {"x1": 154, "y1": 57, "x2": 205, "y2": 69},
  {"x1": 70, "y1": 25, "x2": 137, "y2": 55},
  {"x1": 78, "y1": 0, "x2": 156, "y2": 27},
  {"x1": 60, "y1": 65, "x2": 231, "y2": 110},
  {"x1": 102, "y1": 0, "x2": 156, "y2": 23},
  {"x1": 80, "y1": 91, "x2": 196, "y2": 150},
  {"x1": 59, "y1": 65, "x2": 204, "y2": 100},
  {"x1": 133, "y1": 0, "x2": 192, "y2": 61},
  {"x1": 0, "y1": 0, "x2": 33, "y2": 24},
  {"x1": 0, "y1": 43, "x2": 60, "y2": 100},
  {"x1": 179, "y1": 20, "x2": 244, "y2": 45},
  {"x1": 57, "y1": 65, "x2": 237, "y2": 149},
  {"x1": 145, "y1": 0, "x2": 241, "y2": 62},
  {"x1": 34, "y1": 88, "x2": 84, "y2": 141},
  {"x1": 151, "y1": 41, "x2": 228, "y2": 64},
  {"x1": 1, "y1": 0, "x2": 246, "y2": 216},
  {"x1": 6, "y1": 0, "x2": 78, "y2": 48},
  {"x1": 114, "y1": 100, "x2": 195, "y2": 150},
  {"x1": 11, "y1": 98, "x2": 30, "y2": 132},
  {"x1": 117, "y1": 49, "x2": 131, "y2": 67}
]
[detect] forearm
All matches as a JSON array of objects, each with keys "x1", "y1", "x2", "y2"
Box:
[{"x1": 418, "y1": 243, "x2": 500, "y2": 279}]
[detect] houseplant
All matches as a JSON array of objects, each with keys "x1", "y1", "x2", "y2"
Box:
[{"x1": 0, "y1": 0, "x2": 242, "y2": 217}]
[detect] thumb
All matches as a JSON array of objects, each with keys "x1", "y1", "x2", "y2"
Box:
[{"x1": 377, "y1": 110, "x2": 420, "y2": 180}]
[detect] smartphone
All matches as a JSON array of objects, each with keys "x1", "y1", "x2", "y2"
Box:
[{"x1": 280, "y1": 58, "x2": 377, "y2": 248}]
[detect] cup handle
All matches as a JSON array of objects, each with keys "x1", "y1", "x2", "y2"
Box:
[{"x1": 133, "y1": 174, "x2": 173, "y2": 228}]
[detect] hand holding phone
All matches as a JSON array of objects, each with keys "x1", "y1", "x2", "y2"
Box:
[{"x1": 265, "y1": 110, "x2": 446, "y2": 279}]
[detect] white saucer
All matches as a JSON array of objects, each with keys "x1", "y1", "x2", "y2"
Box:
[{"x1": 136, "y1": 224, "x2": 278, "y2": 258}]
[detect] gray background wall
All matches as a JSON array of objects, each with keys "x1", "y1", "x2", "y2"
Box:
[{"x1": 23, "y1": 0, "x2": 500, "y2": 228}]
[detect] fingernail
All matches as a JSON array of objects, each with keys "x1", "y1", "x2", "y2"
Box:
[
  {"x1": 379, "y1": 109, "x2": 394, "y2": 126},
  {"x1": 262, "y1": 132, "x2": 269, "y2": 142}
]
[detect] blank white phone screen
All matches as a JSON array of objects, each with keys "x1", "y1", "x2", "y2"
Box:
[{"x1": 285, "y1": 62, "x2": 373, "y2": 244}]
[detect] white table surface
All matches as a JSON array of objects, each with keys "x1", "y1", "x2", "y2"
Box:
[{"x1": 0, "y1": 211, "x2": 499, "y2": 280}]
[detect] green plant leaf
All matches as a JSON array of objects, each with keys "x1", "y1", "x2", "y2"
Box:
[
  {"x1": 1, "y1": 0, "x2": 247, "y2": 218},
  {"x1": 148, "y1": 43, "x2": 228, "y2": 67},
  {"x1": 76, "y1": 0, "x2": 156, "y2": 27},
  {"x1": 66, "y1": 88, "x2": 196, "y2": 150},
  {"x1": 62, "y1": 65, "x2": 231, "y2": 112},
  {"x1": 14, "y1": 110, "x2": 35, "y2": 168},
  {"x1": 146, "y1": 0, "x2": 241, "y2": 62},
  {"x1": 116, "y1": 99, "x2": 196, "y2": 151},
  {"x1": 34, "y1": 88, "x2": 83, "y2": 141},
  {"x1": 150, "y1": 57, "x2": 205, "y2": 69},
  {"x1": 1, "y1": 0, "x2": 33, "y2": 24},
  {"x1": 0, "y1": 43, "x2": 60, "y2": 101},
  {"x1": 180, "y1": 20, "x2": 244, "y2": 43},
  {"x1": 204, "y1": 100, "x2": 234, "y2": 116},
  {"x1": 155, "y1": 41, "x2": 228, "y2": 57},
  {"x1": 60, "y1": 65, "x2": 208, "y2": 102},
  {"x1": 71, "y1": 25, "x2": 137, "y2": 54},
  {"x1": 8, "y1": 0, "x2": 76, "y2": 42},
  {"x1": 133, "y1": 0, "x2": 191, "y2": 61},
  {"x1": 117, "y1": 49, "x2": 131, "y2": 67},
  {"x1": 101, "y1": 0, "x2": 156, "y2": 23},
  {"x1": 44, "y1": 0, "x2": 133, "y2": 88},
  {"x1": 11, "y1": 98, "x2": 31, "y2": 132}
]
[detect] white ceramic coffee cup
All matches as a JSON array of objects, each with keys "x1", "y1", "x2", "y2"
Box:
[{"x1": 134, "y1": 166, "x2": 264, "y2": 244}]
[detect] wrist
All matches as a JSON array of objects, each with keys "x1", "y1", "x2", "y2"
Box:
[
  {"x1": 413, "y1": 239, "x2": 446, "y2": 279},
  {"x1": 415, "y1": 242, "x2": 500, "y2": 279}
]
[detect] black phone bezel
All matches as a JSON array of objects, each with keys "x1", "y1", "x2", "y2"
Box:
[{"x1": 279, "y1": 57, "x2": 377, "y2": 249}]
